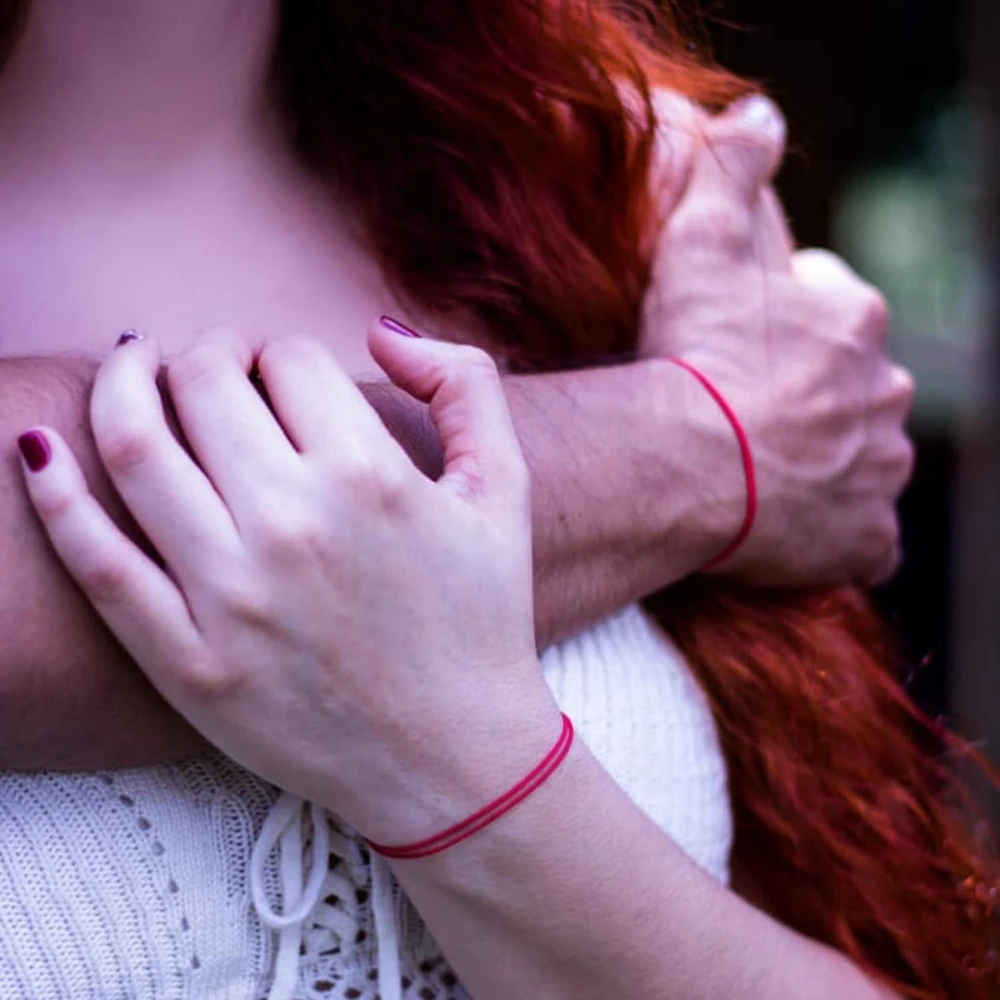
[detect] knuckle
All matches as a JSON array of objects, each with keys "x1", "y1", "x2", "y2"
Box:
[
  {"x1": 32, "y1": 478, "x2": 77, "y2": 523},
  {"x1": 856, "y1": 516, "x2": 901, "y2": 583},
  {"x1": 252, "y1": 501, "x2": 326, "y2": 559},
  {"x1": 895, "y1": 438, "x2": 917, "y2": 489},
  {"x1": 791, "y1": 248, "x2": 855, "y2": 290},
  {"x1": 261, "y1": 335, "x2": 327, "y2": 370},
  {"x1": 673, "y1": 200, "x2": 753, "y2": 258},
  {"x1": 866, "y1": 548, "x2": 901, "y2": 587},
  {"x1": 795, "y1": 247, "x2": 843, "y2": 270},
  {"x1": 77, "y1": 556, "x2": 132, "y2": 606},
  {"x1": 892, "y1": 366, "x2": 916, "y2": 411},
  {"x1": 339, "y1": 454, "x2": 409, "y2": 514},
  {"x1": 859, "y1": 287, "x2": 891, "y2": 338},
  {"x1": 726, "y1": 127, "x2": 785, "y2": 178},
  {"x1": 451, "y1": 345, "x2": 499, "y2": 380},
  {"x1": 339, "y1": 451, "x2": 382, "y2": 491},
  {"x1": 175, "y1": 653, "x2": 242, "y2": 700},
  {"x1": 167, "y1": 342, "x2": 223, "y2": 391},
  {"x1": 215, "y1": 576, "x2": 273, "y2": 630},
  {"x1": 99, "y1": 422, "x2": 157, "y2": 475}
]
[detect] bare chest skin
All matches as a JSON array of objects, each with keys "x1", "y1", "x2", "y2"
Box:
[{"x1": 0, "y1": 135, "x2": 401, "y2": 380}]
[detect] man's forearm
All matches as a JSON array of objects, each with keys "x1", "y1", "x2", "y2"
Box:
[
  {"x1": 322, "y1": 359, "x2": 742, "y2": 645},
  {"x1": 0, "y1": 355, "x2": 738, "y2": 770},
  {"x1": 504, "y1": 359, "x2": 741, "y2": 644},
  {"x1": 0, "y1": 358, "x2": 205, "y2": 769}
]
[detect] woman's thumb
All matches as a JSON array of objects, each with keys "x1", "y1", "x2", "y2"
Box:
[{"x1": 368, "y1": 318, "x2": 527, "y2": 506}]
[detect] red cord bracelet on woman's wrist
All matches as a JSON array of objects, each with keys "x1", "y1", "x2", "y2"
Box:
[
  {"x1": 667, "y1": 358, "x2": 758, "y2": 573},
  {"x1": 368, "y1": 713, "x2": 575, "y2": 861}
]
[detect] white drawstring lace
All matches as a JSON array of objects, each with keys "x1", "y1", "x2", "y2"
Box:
[
  {"x1": 250, "y1": 791, "x2": 402, "y2": 1000},
  {"x1": 371, "y1": 852, "x2": 402, "y2": 998}
]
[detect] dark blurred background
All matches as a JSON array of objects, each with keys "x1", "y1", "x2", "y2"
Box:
[{"x1": 699, "y1": 0, "x2": 999, "y2": 802}]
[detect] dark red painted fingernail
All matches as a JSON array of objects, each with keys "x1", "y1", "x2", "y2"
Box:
[
  {"x1": 379, "y1": 316, "x2": 421, "y2": 338},
  {"x1": 18, "y1": 430, "x2": 52, "y2": 472},
  {"x1": 116, "y1": 329, "x2": 144, "y2": 348}
]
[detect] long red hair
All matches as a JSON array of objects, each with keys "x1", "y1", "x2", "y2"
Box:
[
  {"x1": 3, "y1": 0, "x2": 997, "y2": 994},
  {"x1": 269, "y1": 3, "x2": 1000, "y2": 995}
]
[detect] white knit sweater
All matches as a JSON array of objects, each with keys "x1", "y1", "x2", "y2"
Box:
[{"x1": 0, "y1": 605, "x2": 732, "y2": 999}]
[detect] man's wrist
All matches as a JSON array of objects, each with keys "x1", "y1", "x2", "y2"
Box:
[
  {"x1": 639, "y1": 356, "x2": 746, "y2": 577},
  {"x1": 359, "y1": 359, "x2": 745, "y2": 584},
  {"x1": 359, "y1": 380, "x2": 443, "y2": 479}
]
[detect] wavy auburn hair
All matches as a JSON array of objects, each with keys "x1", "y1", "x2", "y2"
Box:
[
  {"x1": 3, "y1": 0, "x2": 999, "y2": 995},
  {"x1": 270, "y1": 4, "x2": 999, "y2": 995}
]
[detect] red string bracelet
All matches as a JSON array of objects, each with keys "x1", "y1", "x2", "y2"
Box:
[
  {"x1": 667, "y1": 358, "x2": 758, "y2": 573},
  {"x1": 368, "y1": 713, "x2": 575, "y2": 861}
]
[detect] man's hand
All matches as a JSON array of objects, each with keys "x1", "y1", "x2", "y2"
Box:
[
  {"x1": 642, "y1": 95, "x2": 914, "y2": 586},
  {"x1": 0, "y1": 94, "x2": 911, "y2": 771}
]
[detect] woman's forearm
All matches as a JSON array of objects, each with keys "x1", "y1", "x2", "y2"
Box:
[
  {"x1": 0, "y1": 355, "x2": 730, "y2": 769},
  {"x1": 392, "y1": 738, "x2": 899, "y2": 1000}
]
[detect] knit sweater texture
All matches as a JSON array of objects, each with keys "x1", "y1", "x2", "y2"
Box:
[{"x1": 0, "y1": 604, "x2": 731, "y2": 998}]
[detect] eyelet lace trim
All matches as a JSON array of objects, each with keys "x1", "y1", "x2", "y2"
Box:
[{"x1": 250, "y1": 792, "x2": 403, "y2": 1000}]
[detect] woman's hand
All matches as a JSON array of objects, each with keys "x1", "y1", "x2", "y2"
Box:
[
  {"x1": 18, "y1": 326, "x2": 562, "y2": 844},
  {"x1": 643, "y1": 95, "x2": 915, "y2": 586}
]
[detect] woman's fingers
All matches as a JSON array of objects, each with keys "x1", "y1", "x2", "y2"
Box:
[
  {"x1": 18, "y1": 426, "x2": 204, "y2": 675},
  {"x1": 169, "y1": 329, "x2": 408, "y2": 540},
  {"x1": 91, "y1": 336, "x2": 244, "y2": 583},
  {"x1": 165, "y1": 328, "x2": 304, "y2": 512},
  {"x1": 256, "y1": 335, "x2": 392, "y2": 455},
  {"x1": 368, "y1": 320, "x2": 528, "y2": 510}
]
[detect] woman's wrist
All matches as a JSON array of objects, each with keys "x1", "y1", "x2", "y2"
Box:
[
  {"x1": 388, "y1": 732, "x2": 897, "y2": 1000},
  {"x1": 335, "y1": 670, "x2": 566, "y2": 849},
  {"x1": 384, "y1": 737, "x2": 686, "y2": 999},
  {"x1": 368, "y1": 712, "x2": 575, "y2": 860}
]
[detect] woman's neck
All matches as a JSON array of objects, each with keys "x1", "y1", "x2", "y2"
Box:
[
  {"x1": 0, "y1": 0, "x2": 402, "y2": 373},
  {"x1": 0, "y1": 0, "x2": 277, "y2": 181}
]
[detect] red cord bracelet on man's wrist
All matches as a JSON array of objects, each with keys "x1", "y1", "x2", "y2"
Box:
[
  {"x1": 368, "y1": 713, "x2": 575, "y2": 861},
  {"x1": 667, "y1": 358, "x2": 758, "y2": 573}
]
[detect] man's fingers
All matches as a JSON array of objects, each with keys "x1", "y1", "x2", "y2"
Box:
[
  {"x1": 649, "y1": 90, "x2": 708, "y2": 217},
  {"x1": 753, "y1": 188, "x2": 796, "y2": 274},
  {"x1": 862, "y1": 533, "x2": 904, "y2": 588},
  {"x1": 368, "y1": 320, "x2": 528, "y2": 510},
  {"x1": 791, "y1": 247, "x2": 860, "y2": 285},
  {"x1": 793, "y1": 249, "x2": 892, "y2": 348},
  {"x1": 17, "y1": 426, "x2": 204, "y2": 675},
  {"x1": 659, "y1": 95, "x2": 792, "y2": 275},
  {"x1": 695, "y1": 95, "x2": 787, "y2": 203}
]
